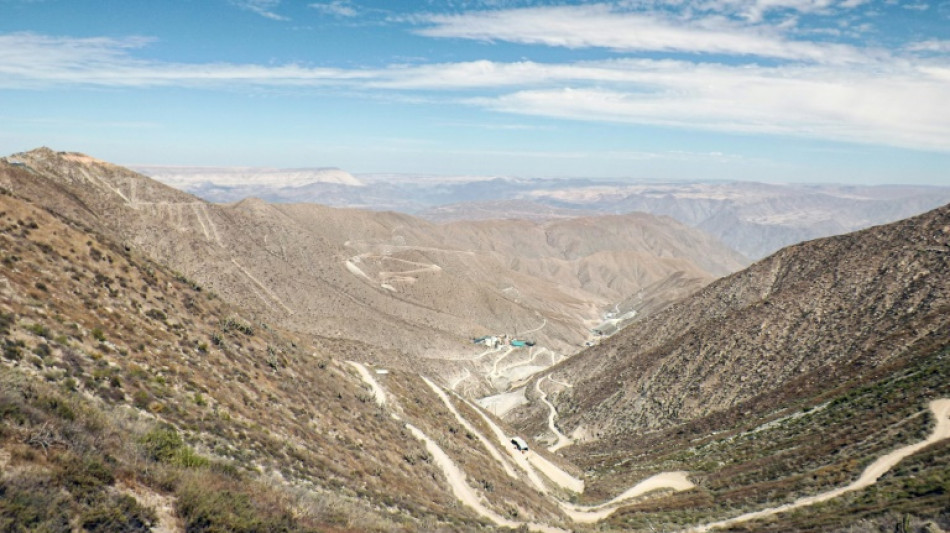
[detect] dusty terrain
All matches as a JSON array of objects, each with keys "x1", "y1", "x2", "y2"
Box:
[
  {"x1": 2, "y1": 149, "x2": 745, "y2": 393},
  {"x1": 3, "y1": 148, "x2": 949, "y2": 532}
]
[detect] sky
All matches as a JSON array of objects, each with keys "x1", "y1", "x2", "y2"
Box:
[{"x1": 1, "y1": 0, "x2": 949, "y2": 184}]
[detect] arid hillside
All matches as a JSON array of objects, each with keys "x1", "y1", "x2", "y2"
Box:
[
  {"x1": 0, "y1": 182, "x2": 719, "y2": 533},
  {"x1": 3, "y1": 151, "x2": 950, "y2": 532},
  {"x1": 0, "y1": 184, "x2": 591, "y2": 531},
  {"x1": 0, "y1": 148, "x2": 745, "y2": 388},
  {"x1": 539, "y1": 202, "x2": 950, "y2": 439}
]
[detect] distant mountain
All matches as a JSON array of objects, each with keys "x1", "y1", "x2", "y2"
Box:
[
  {"x1": 479, "y1": 181, "x2": 950, "y2": 259},
  {"x1": 140, "y1": 165, "x2": 950, "y2": 260}
]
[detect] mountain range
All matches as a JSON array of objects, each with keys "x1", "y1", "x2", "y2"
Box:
[
  {"x1": 138, "y1": 166, "x2": 950, "y2": 260},
  {"x1": 1, "y1": 148, "x2": 948, "y2": 532},
  {"x1": 6, "y1": 148, "x2": 745, "y2": 392}
]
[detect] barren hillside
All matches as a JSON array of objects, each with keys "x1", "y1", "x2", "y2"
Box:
[
  {"x1": 538, "y1": 203, "x2": 950, "y2": 439},
  {"x1": 1, "y1": 148, "x2": 745, "y2": 389},
  {"x1": 3, "y1": 151, "x2": 950, "y2": 532}
]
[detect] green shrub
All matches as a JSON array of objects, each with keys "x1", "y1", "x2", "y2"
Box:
[
  {"x1": 91, "y1": 328, "x2": 106, "y2": 342},
  {"x1": 221, "y1": 317, "x2": 253, "y2": 336},
  {"x1": 0, "y1": 475, "x2": 72, "y2": 532},
  {"x1": 2, "y1": 341, "x2": 22, "y2": 361},
  {"x1": 80, "y1": 494, "x2": 155, "y2": 533},
  {"x1": 56, "y1": 454, "x2": 115, "y2": 497},
  {"x1": 145, "y1": 309, "x2": 167, "y2": 321},
  {"x1": 175, "y1": 477, "x2": 297, "y2": 533},
  {"x1": 0, "y1": 312, "x2": 13, "y2": 335},
  {"x1": 26, "y1": 323, "x2": 50, "y2": 338},
  {"x1": 141, "y1": 425, "x2": 185, "y2": 463},
  {"x1": 140, "y1": 425, "x2": 208, "y2": 468}
]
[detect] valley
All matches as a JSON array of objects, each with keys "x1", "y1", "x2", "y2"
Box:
[{"x1": 1, "y1": 149, "x2": 949, "y2": 532}]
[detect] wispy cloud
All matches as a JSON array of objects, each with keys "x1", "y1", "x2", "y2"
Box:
[
  {"x1": 684, "y1": 0, "x2": 867, "y2": 23},
  {"x1": 230, "y1": 0, "x2": 288, "y2": 20},
  {"x1": 415, "y1": 4, "x2": 873, "y2": 64},
  {"x1": 907, "y1": 39, "x2": 950, "y2": 53},
  {"x1": 0, "y1": 33, "x2": 368, "y2": 87},
  {"x1": 309, "y1": 1, "x2": 358, "y2": 17},
  {"x1": 467, "y1": 61, "x2": 950, "y2": 151},
  {"x1": 2, "y1": 31, "x2": 948, "y2": 153}
]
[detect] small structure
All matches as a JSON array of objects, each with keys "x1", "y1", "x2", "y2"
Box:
[
  {"x1": 510, "y1": 437, "x2": 529, "y2": 452},
  {"x1": 473, "y1": 335, "x2": 501, "y2": 348}
]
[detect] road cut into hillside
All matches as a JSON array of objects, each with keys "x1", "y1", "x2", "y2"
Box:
[
  {"x1": 348, "y1": 364, "x2": 692, "y2": 530},
  {"x1": 685, "y1": 398, "x2": 950, "y2": 532},
  {"x1": 428, "y1": 375, "x2": 698, "y2": 522},
  {"x1": 536, "y1": 377, "x2": 574, "y2": 452},
  {"x1": 561, "y1": 472, "x2": 695, "y2": 523},
  {"x1": 346, "y1": 361, "x2": 388, "y2": 408}
]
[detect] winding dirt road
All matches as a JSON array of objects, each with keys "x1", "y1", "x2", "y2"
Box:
[
  {"x1": 685, "y1": 399, "x2": 950, "y2": 532},
  {"x1": 536, "y1": 377, "x2": 574, "y2": 452},
  {"x1": 348, "y1": 364, "x2": 950, "y2": 532}
]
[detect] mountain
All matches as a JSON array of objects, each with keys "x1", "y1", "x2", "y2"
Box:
[
  {"x1": 546, "y1": 202, "x2": 950, "y2": 438},
  {"x1": 3, "y1": 147, "x2": 950, "y2": 532},
  {"x1": 505, "y1": 202, "x2": 950, "y2": 530},
  {"x1": 139, "y1": 166, "x2": 950, "y2": 261},
  {"x1": 2, "y1": 148, "x2": 746, "y2": 392}
]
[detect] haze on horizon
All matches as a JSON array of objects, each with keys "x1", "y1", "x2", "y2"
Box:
[{"x1": 1, "y1": 0, "x2": 949, "y2": 185}]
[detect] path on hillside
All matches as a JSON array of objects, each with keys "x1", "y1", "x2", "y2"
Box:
[
  {"x1": 347, "y1": 362, "x2": 566, "y2": 532},
  {"x1": 449, "y1": 368, "x2": 471, "y2": 391},
  {"x1": 523, "y1": 318, "x2": 547, "y2": 335},
  {"x1": 346, "y1": 361, "x2": 388, "y2": 408},
  {"x1": 489, "y1": 347, "x2": 516, "y2": 379},
  {"x1": 231, "y1": 259, "x2": 295, "y2": 315},
  {"x1": 348, "y1": 363, "x2": 950, "y2": 530},
  {"x1": 422, "y1": 377, "x2": 519, "y2": 479},
  {"x1": 347, "y1": 363, "x2": 700, "y2": 528},
  {"x1": 441, "y1": 380, "x2": 691, "y2": 515},
  {"x1": 536, "y1": 377, "x2": 574, "y2": 452},
  {"x1": 684, "y1": 398, "x2": 950, "y2": 532},
  {"x1": 496, "y1": 347, "x2": 548, "y2": 379},
  {"x1": 562, "y1": 472, "x2": 695, "y2": 523}
]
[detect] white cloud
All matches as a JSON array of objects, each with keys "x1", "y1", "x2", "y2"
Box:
[
  {"x1": 690, "y1": 0, "x2": 873, "y2": 22},
  {"x1": 0, "y1": 33, "x2": 369, "y2": 87},
  {"x1": 309, "y1": 1, "x2": 358, "y2": 17},
  {"x1": 415, "y1": 4, "x2": 873, "y2": 63},
  {"x1": 467, "y1": 62, "x2": 950, "y2": 151},
  {"x1": 230, "y1": 0, "x2": 288, "y2": 20},
  {"x1": 2, "y1": 32, "x2": 948, "y2": 153},
  {"x1": 907, "y1": 39, "x2": 950, "y2": 53}
]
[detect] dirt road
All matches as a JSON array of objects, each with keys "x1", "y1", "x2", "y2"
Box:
[{"x1": 685, "y1": 398, "x2": 950, "y2": 532}]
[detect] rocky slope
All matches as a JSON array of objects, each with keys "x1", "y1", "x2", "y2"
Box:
[
  {"x1": 0, "y1": 183, "x2": 580, "y2": 531},
  {"x1": 542, "y1": 202, "x2": 950, "y2": 440},
  {"x1": 3, "y1": 149, "x2": 950, "y2": 532},
  {"x1": 1, "y1": 148, "x2": 745, "y2": 388}
]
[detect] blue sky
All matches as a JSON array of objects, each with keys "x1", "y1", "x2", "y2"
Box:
[{"x1": 1, "y1": 0, "x2": 949, "y2": 184}]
